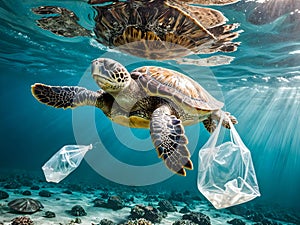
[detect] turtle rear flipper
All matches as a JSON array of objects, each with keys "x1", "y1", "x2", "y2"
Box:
[
  {"x1": 31, "y1": 83, "x2": 101, "y2": 109},
  {"x1": 150, "y1": 105, "x2": 193, "y2": 176}
]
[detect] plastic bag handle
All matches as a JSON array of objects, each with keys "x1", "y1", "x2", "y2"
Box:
[
  {"x1": 227, "y1": 116, "x2": 248, "y2": 153},
  {"x1": 226, "y1": 114, "x2": 258, "y2": 188}
]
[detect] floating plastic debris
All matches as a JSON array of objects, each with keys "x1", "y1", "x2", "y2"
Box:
[
  {"x1": 197, "y1": 113, "x2": 260, "y2": 209},
  {"x1": 42, "y1": 144, "x2": 93, "y2": 183}
]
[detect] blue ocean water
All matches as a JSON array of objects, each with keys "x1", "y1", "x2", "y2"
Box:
[{"x1": 0, "y1": 0, "x2": 300, "y2": 224}]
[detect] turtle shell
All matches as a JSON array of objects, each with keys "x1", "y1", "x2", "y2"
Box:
[
  {"x1": 8, "y1": 198, "x2": 44, "y2": 214},
  {"x1": 131, "y1": 66, "x2": 224, "y2": 111}
]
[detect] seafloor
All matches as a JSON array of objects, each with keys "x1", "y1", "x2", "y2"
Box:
[{"x1": 0, "y1": 172, "x2": 299, "y2": 225}]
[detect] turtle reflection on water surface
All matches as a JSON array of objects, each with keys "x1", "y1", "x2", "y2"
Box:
[
  {"x1": 32, "y1": 0, "x2": 241, "y2": 64},
  {"x1": 31, "y1": 58, "x2": 237, "y2": 176}
]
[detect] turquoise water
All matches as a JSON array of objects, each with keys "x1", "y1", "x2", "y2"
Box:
[{"x1": 0, "y1": 0, "x2": 300, "y2": 223}]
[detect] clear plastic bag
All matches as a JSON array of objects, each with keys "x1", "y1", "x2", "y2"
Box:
[
  {"x1": 42, "y1": 144, "x2": 92, "y2": 183},
  {"x1": 197, "y1": 113, "x2": 260, "y2": 209}
]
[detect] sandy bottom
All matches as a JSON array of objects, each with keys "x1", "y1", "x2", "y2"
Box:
[
  {"x1": 0, "y1": 176, "x2": 298, "y2": 225},
  {"x1": 0, "y1": 188, "x2": 239, "y2": 225}
]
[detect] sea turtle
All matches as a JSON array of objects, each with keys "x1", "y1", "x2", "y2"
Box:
[
  {"x1": 31, "y1": 58, "x2": 237, "y2": 176},
  {"x1": 32, "y1": 0, "x2": 241, "y2": 63}
]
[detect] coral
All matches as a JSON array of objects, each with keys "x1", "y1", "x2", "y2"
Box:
[
  {"x1": 93, "y1": 195, "x2": 124, "y2": 210},
  {"x1": 44, "y1": 211, "x2": 56, "y2": 218},
  {"x1": 173, "y1": 220, "x2": 197, "y2": 225},
  {"x1": 93, "y1": 198, "x2": 106, "y2": 207},
  {"x1": 130, "y1": 205, "x2": 163, "y2": 223},
  {"x1": 123, "y1": 218, "x2": 153, "y2": 225},
  {"x1": 10, "y1": 216, "x2": 34, "y2": 225},
  {"x1": 106, "y1": 195, "x2": 124, "y2": 210},
  {"x1": 182, "y1": 212, "x2": 211, "y2": 225},
  {"x1": 131, "y1": 204, "x2": 145, "y2": 218},
  {"x1": 63, "y1": 218, "x2": 82, "y2": 225},
  {"x1": 179, "y1": 206, "x2": 190, "y2": 214},
  {"x1": 73, "y1": 218, "x2": 81, "y2": 224},
  {"x1": 158, "y1": 199, "x2": 177, "y2": 212},
  {"x1": 69, "y1": 205, "x2": 87, "y2": 216},
  {"x1": 99, "y1": 219, "x2": 116, "y2": 225}
]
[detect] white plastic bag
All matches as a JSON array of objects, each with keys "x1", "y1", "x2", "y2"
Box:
[
  {"x1": 42, "y1": 144, "x2": 92, "y2": 183},
  {"x1": 198, "y1": 113, "x2": 260, "y2": 209}
]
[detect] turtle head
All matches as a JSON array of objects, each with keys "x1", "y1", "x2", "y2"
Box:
[{"x1": 92, "y1": 58, "x2": 131, "y2": 93}]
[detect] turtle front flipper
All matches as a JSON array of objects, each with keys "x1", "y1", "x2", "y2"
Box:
[
  {"x1": 150, "y1": 105, "x2": 193, "y2": 176},
  {"x1": 31, "y1": 83, "x2": 102, "y2": 109},
  {"x1": 32, "y1": 6, "x2": 90, "y2": 38}
]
